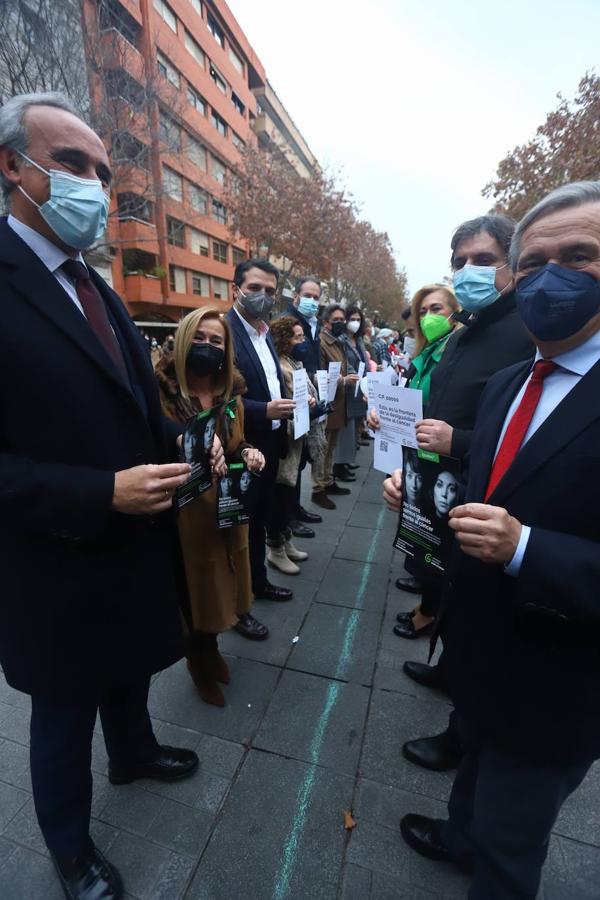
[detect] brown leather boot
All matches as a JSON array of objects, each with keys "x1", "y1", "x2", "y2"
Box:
[
  {"x1": 212, "y1": 637, "x2": 230, "y2": 685},
  {"x1": 185, "y1": 633, "x2": 225, "y2": 707}
]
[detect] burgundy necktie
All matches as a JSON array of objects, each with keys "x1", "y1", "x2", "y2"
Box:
[
  {"x1": 485, "y1": 359, "x2": 558, "y2": 500},
  {"x1": 61, "y1": 259, "x2": 129, "y2": 383}
]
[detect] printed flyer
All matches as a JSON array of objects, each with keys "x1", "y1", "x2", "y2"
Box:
[
  {"x1": 176, "y1": 408, "x2": 216, "y2": 508},
  {"x1": 393, "y1": 447, "x2": 462, "y2": 574},
  {"x1": 216, "y1": 464, "x2": 260, "y2": 528}
]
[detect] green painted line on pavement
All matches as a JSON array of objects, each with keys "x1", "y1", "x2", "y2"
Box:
[{"x1": 273, "y1": 504, "x2": 387, "y2": 900}]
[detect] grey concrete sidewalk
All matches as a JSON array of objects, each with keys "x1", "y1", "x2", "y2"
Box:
[{"x1": 0, "y1": 443, "x2": 598, "y2": 899}]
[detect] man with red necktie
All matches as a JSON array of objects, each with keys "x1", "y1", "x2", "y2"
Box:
[{"x1": 384, "y1": 181, "x2": 600, "y2": 899}]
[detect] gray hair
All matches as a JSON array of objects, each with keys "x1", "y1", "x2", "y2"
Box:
[
  {"x1": 0, "y1": 92, "x2": 79, "y2": 199},
  {"x1": 510, "y1": 181, "x2": 600, "y2": 269}
]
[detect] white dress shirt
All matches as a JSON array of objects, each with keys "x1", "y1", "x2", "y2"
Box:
[
  {"x1": 233, "y1": 306, "x2": 281, "y2": 430},
  {"x1": 502, "y1": 328, "x2": 600, "y2": 575},
  {"x1": 8, "y1": 214, "x2": 87, "y2": 315}
]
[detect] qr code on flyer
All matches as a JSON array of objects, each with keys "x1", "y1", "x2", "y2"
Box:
[{"x1": 380, "y1": 439, "x2": 388, "y2": 452}]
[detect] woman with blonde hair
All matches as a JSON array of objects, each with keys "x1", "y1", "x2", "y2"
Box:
[
  {"x1": 156, "y1": 307, "x2": 266, "y2": 706},
  {"x1": 407, "y1": 284, "x2": 460, "y2": 406}
]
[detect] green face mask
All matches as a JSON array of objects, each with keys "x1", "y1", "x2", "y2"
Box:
[{"x1": 420, "y1": 313, "x2": 452, "y2": 344}]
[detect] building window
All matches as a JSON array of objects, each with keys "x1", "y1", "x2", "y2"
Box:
[
  {"x1": 190, "y1": 0, "x2": 202, "y2": 13},
  {"x1": 232, "y1": 247, "x2": 246, "y2": 266},
  {"x1": 211, "y1": 111, "x2": 227, "y2": 137},
  {"x1": 188, "y1": 183, "x2": 208, "y2": 214},
  {"x1": 231, "y1": 131, "x2": 245, "y2": 151},
  {"x1": 209, "y1": 64, "x2": 227, "y2": 94},
  {"x1": 189, "y1": 228, "x2": 209, "y2": 256},
  {"x1": 166, "y1": 216, "x2": 185, "y2": 248},
  {"x1": 157, "y1": 50, "x2": 180, "y2": 87},
  {"x1": 211, "y1": 198, "x2": 227, "y2": 224},
  {"x1": 184, "y1": 30, "x2": 205, "y2": 66},
  {"x1": 231, "y1": 92, "x2": 245, "y2": 117},
  {"x1": 99, "y1": 0, "x2": 141, "y2": 48},
  {"x1": 105, "y1": 68, "x2": 145, "y2": 108},
  {"x1": 186, "y1": 135, "x2": 207, "y2": 170},
  {"x1": 212, "y1": 277, "x2": 229, "y2": 300},
  {"x1": 159, "y1": 112, "x2": 181, "y2": 151},
  {"x1": 207, "y1": 12, "x2": 224, "y2": 48},
  {"x1": 211, "y1": 156, "x2": 226, "y2": 185},
  {"x1": 153, "y1": 0, "x2": 177, "y2": 32},
  {"x1": 169, "y1": 265, "x2": 186, "y2": 293},
  {"x1": 163, "y1": 166, "x2": 183, "y2": 201},
  {"x1": 111, "y1": 131, "x2": 149, "y2": 170},
  {"x1": 186, "y1": 85, "x2": 206, "y2": 115},
  {"x1": 117, "y1": 192, "x2": 153, "y2": 222},
  {"x1": 212, "y1": 239, "x2": 228, "y2": 264},
  {"x1": 229, "y1": 47, "x2": 244, "y2": 75},
  {"x1": 192, "y1": 272, "x2": 210, "y2": 296}
]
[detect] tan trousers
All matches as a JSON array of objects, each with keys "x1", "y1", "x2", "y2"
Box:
[{"x1": 312, "y1": 428, "x2": 339, "y2": 493}]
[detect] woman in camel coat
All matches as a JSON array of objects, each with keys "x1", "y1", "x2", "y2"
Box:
[{"x1": 156, "y1": 306, "x2": 264, "y2": 707}]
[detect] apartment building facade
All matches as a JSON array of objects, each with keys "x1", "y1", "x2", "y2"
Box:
[{"x1": 83, "y1": 0, "x2": 268, "y2": 323}]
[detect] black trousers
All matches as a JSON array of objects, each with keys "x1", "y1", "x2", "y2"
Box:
[
  {"x1": 266, "y1": 482, "x2": 296, "y2": 544},
  {"x1": 30, "y1": 678, "x2": 157, "y2": 858},
  {"x1": 249, "y1": 431, "x2": 280, "y2": 593},
  {"x1": 442, "y1": 729, "x2": 591, "y2": 899}
]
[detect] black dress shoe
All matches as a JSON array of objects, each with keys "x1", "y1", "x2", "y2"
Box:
[
  {"x1": 333, "y1": 464, "x2": 356, "y2": 482},
  {"x1": 402, "y1": 729, "x2": 464, "y2": 771},
  {"x1": 233, "y1": 613, "x2": 269, "y2": 640},
  {"x1": 395, "y1": 575, "x2": 423, "y2": 594},
  {"x1": 52, "y1": 840, "x2": 123, "y2": 900},
  {"x1": 393, "y1": 618, "x2": 434, "y2": 639},
  {"x1": 396, "y1": 608, "x2": 417, "y2": 624},
  {"x1": 109, "y1": 745, "x2": 199, "y2": 785},
  {"x1": 297, "y1": 506, "x2": 323, "y2": 524},
  {"x1": 290, "y1": 521, "x2": 315, "y2": 539},
  {"x1": 403, "y1": 660, "x2": 445, "y2": 690},
  {"x1": 325, "y1": 482, "x2": 351, "y2": 496},
  {"x1": 400, "y1": 814, "x2": 473, "y2": 873},
  {"x1": 255, "y1": 582, "x2": 293, "y2": 601}
]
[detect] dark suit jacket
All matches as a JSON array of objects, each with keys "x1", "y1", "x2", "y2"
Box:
[
  {"x1": 225, "y1": 308, "x2": 287, "y2": 455},
  {"x1": 284, "y1": 303, "x2": 321, "y2": 376},
  {"x1": 443, "y1": 356, "x2": 600, "y2": 764},
  {"x1": 0, "y1": 218, "x2": 183, "y2": 698},
  {"x1": 425, "y1": 293, "x2": 534, "y2": 458}
]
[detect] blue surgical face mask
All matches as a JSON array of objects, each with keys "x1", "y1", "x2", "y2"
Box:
[
  {"x1": 453, "y1": 264, "x2": 508, "y2": 312},
  {"x1": 17, "y1": 152, "x2": 109, "y2": 250},
  {"x1": 516, "y1": 263, "x2": 600, "y2": 341},
  {"x1": 298, "y1": 297, "x2": 319, "y2": 318}
]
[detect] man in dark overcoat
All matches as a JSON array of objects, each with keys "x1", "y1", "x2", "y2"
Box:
[{"x1": 0, "y1": 92, "x2": 222, "y2": 900}]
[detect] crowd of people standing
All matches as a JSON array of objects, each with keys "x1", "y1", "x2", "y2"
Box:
[{"x1": 0, "y1": 90, "x2": 599, "y2": 900}]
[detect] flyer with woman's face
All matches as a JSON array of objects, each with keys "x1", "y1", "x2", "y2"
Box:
[
  {"x1": 216, "y1": 464, "x2": 260, "y2": 528},
  {"x1": 175, "y1": 409, "x2": 216, "y2": 508},
  {"x1": 393, "y1": 447, "x2": 462, "y2": 575}
]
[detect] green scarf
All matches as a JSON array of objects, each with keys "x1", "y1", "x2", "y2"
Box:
[{"x1": 410, "y1": 332, "x2": 452, "y2": 406}]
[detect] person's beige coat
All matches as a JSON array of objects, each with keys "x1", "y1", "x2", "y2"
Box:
[{"x1": 320, "y1": 329, "x2": 347, "y2": 431}]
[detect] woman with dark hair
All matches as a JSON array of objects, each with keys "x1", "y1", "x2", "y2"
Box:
[
  {"x1": 156, "y1": 307, "x2": 266, "y2": 706},
  {"x1": 266, "y1": 316, "x2": 325, "y2": 573},
  {"x1": 334, "y1": 305, "x2": 369, "y2": 481}
]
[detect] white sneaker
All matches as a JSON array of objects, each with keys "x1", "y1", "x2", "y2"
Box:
[
  {"x1": 284, "y1": 539, "x2": 308, "y2": 562},
  {"x1": 267, "y1": 545, "x2": 300, "y2": 575}
]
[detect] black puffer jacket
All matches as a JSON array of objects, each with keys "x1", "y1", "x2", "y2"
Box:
[{"x1": 424, "y1": 292, "x2": 534, "y2": 458}]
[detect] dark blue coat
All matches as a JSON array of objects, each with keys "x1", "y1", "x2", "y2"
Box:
[
  {"x1": 0, "y1": 218, "x2": 184, "y2": 698},
  {"x1": 225, "y1": 307, "x2": 287, "y2": 456},
  {"x1": 284, "y1": 303, "x2": 321, "y2": 376},
  {"x1": 442, "y1": 355, "x2": 600, "y2": 764}
]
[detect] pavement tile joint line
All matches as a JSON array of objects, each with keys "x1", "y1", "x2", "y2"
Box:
[{"x1": 273, "y1": 505, "x2": 386, "y2": 900}]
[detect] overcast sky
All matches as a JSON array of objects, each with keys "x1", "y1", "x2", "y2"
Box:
[{"x1": 228, "y1": 0, "x2": 600, "y2": 294}]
